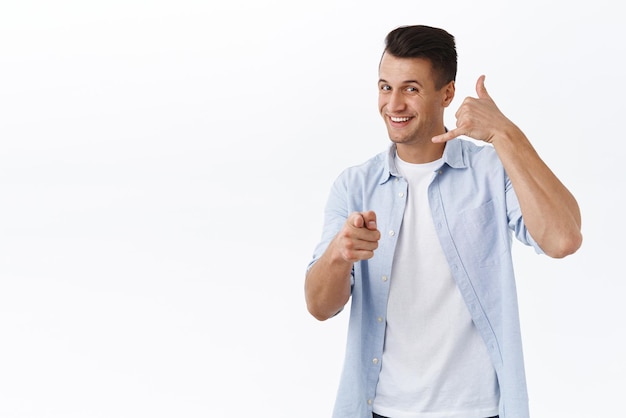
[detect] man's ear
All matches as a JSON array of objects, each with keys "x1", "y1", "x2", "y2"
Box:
[{"x1": 442, "y1": 80, "x2": 455, "y2": 107}]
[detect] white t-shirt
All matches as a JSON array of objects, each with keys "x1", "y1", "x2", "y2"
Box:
[{"x1": 373, "y1": 155, "x2": 499, "y2": 418}]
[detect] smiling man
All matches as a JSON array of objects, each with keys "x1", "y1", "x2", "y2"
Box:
[{"x1": 305, "y1": 25, "x2": 582, "y2": 418}]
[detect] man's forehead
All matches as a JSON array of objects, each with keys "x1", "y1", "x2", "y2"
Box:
[{"x1": 379, "y1": 54, "x2": 434, "y2": 82}]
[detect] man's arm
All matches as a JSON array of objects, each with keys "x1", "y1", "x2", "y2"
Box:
[
  {"x1": 433, "y1": 76, "x2": 582, "y2": 258},
  {"x1": 305, "y1": 211, "x2": 380, "y2": 321}
]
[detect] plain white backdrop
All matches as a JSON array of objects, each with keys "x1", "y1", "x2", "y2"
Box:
[{"x1": 1, "y1": 1, "x2": 624, "y2": 417}]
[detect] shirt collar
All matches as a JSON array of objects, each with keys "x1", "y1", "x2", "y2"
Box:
[{"x1": 380, "y1": 138, "x2": 468, "y2": 185}]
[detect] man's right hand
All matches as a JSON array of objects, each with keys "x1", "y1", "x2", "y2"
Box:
[
  {"x1": 331, "y1": 211, "x2": 381, "y2": 263},
  {"x1": 305, "y1": 210, "x2": 381, "y2": 320}
]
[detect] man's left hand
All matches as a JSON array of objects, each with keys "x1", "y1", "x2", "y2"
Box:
[{"x1": 432, "y1": 75, "x2": 514, "y2": 144}]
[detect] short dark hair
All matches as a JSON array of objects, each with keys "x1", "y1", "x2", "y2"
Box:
[{"x1": 383, "y1": 25, "x2": 457, "y2": 90}]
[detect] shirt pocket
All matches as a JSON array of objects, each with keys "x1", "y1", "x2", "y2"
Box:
[{"x1": 460, "y1": 199, "x2": 507, "y2": 267}]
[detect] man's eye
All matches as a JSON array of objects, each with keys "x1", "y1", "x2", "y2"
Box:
[
  {"x1": 380, "y1": 85, "x2": 391, "y2": 91},
  {"x1": 406, "y1": 87, "x2": 418, "y2": 92}
]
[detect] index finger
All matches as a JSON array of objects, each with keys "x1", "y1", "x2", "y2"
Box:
[{"x1": 361, "y1": 211, "x2": 377, "y2": 230}]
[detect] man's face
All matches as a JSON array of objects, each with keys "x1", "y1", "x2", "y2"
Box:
[{"x1": 378, "y1": 53, "x2": 454, "y2": 146}]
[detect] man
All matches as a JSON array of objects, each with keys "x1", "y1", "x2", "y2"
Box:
[{"x1": 305, "y1": 25, "x2": 582, "y2": 418}]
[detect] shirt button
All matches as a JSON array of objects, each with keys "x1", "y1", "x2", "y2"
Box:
[
  {"x1": 368, "y1": 399, "x2": 373, "y2": 405},
  {"x1": 398, "y1": 192, "x2": 404, "y2": 198},
  {"x1": 372, "y1": 358, "x2": 379, "y2": 365},
  {"x1": 389, "y1": 230, "x2": 395, "y2": 236},
  {"x1": 382, "y1": 275, "x2": 388, "y2": 282},
  {"x1": 377, "y1": 316, "x2": 383, "y2": 323}
]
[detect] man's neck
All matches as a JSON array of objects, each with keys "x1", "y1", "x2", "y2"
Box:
[{"x1": 395, "y1": 141, "x2": 446, "y2": 164}]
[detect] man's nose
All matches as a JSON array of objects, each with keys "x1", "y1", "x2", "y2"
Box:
[{"x1": 387, "y1": 91, "x2": 405, "y2": 112}]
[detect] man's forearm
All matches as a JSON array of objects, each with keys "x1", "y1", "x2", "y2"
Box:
[{"x1": 305, "y1": 248, "x2": 352, "y2": 321}]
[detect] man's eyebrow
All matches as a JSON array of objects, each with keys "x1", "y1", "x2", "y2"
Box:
[{"x1": 378, "y1": 78, "x2": 424, "y2": 87}]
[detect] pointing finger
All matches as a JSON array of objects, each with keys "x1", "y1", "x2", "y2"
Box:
[
  {"x1": 361, "y1": 211, "x2": 377, "y2": 230},
  {"x1": 352, "y1": 212, "x2": 364, "y2": 228}
]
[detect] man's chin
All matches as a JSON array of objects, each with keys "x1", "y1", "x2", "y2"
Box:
[
  {"x1": 388, "y1": 134, "x2": 410, "y2": 144},
  {"x1": 386, "y1": 127, "x2": 414, "y2": 144}
]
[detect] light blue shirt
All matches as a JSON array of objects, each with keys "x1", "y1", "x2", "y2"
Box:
[{"x1": 309, "y1": 139, "x2": 543, "y2": 418}]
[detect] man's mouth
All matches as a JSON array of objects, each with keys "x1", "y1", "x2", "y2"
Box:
[{"x1": 389, "y1": 116, "x2": 412, "y2": 123}]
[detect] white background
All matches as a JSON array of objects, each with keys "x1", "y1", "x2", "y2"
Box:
[{"x1": 1, "y1": 1, "x2": 624, "y2": 417}]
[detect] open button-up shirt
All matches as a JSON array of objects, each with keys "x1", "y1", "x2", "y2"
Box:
[{"x1": 308, "y1": 139, "x2": 543, "y2": 418}]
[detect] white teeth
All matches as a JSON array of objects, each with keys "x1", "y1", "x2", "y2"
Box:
[{"x1": 391, "y1": 116, "x2": 410, "y2": 122}]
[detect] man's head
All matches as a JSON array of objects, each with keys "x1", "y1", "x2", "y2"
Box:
[
  {"x1": 378, "y1": 25, "x2": 457, "y2": 160},
  {"x1": 383, "y1": 25, "x2": 457, "y2": 90}
]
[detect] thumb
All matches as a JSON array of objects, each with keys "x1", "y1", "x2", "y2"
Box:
[{"x1": 476, "y1": 74, "x2": 490, "y2": 99}]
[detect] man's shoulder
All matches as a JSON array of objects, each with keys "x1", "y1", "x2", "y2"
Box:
[
  {"x1": 455, "y1": 138, "x2": 501, "y2": 166},
  {"x1": 458, "y1": 137, "x2": 494, "y2": 154},
  {"x1": 339, "y1": 148, "x2": 389, "y2": 177}
]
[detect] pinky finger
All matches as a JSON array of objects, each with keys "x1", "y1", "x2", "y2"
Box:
[{"x1": 432, "y1": 129, "x2": 462, "y2": 143}]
